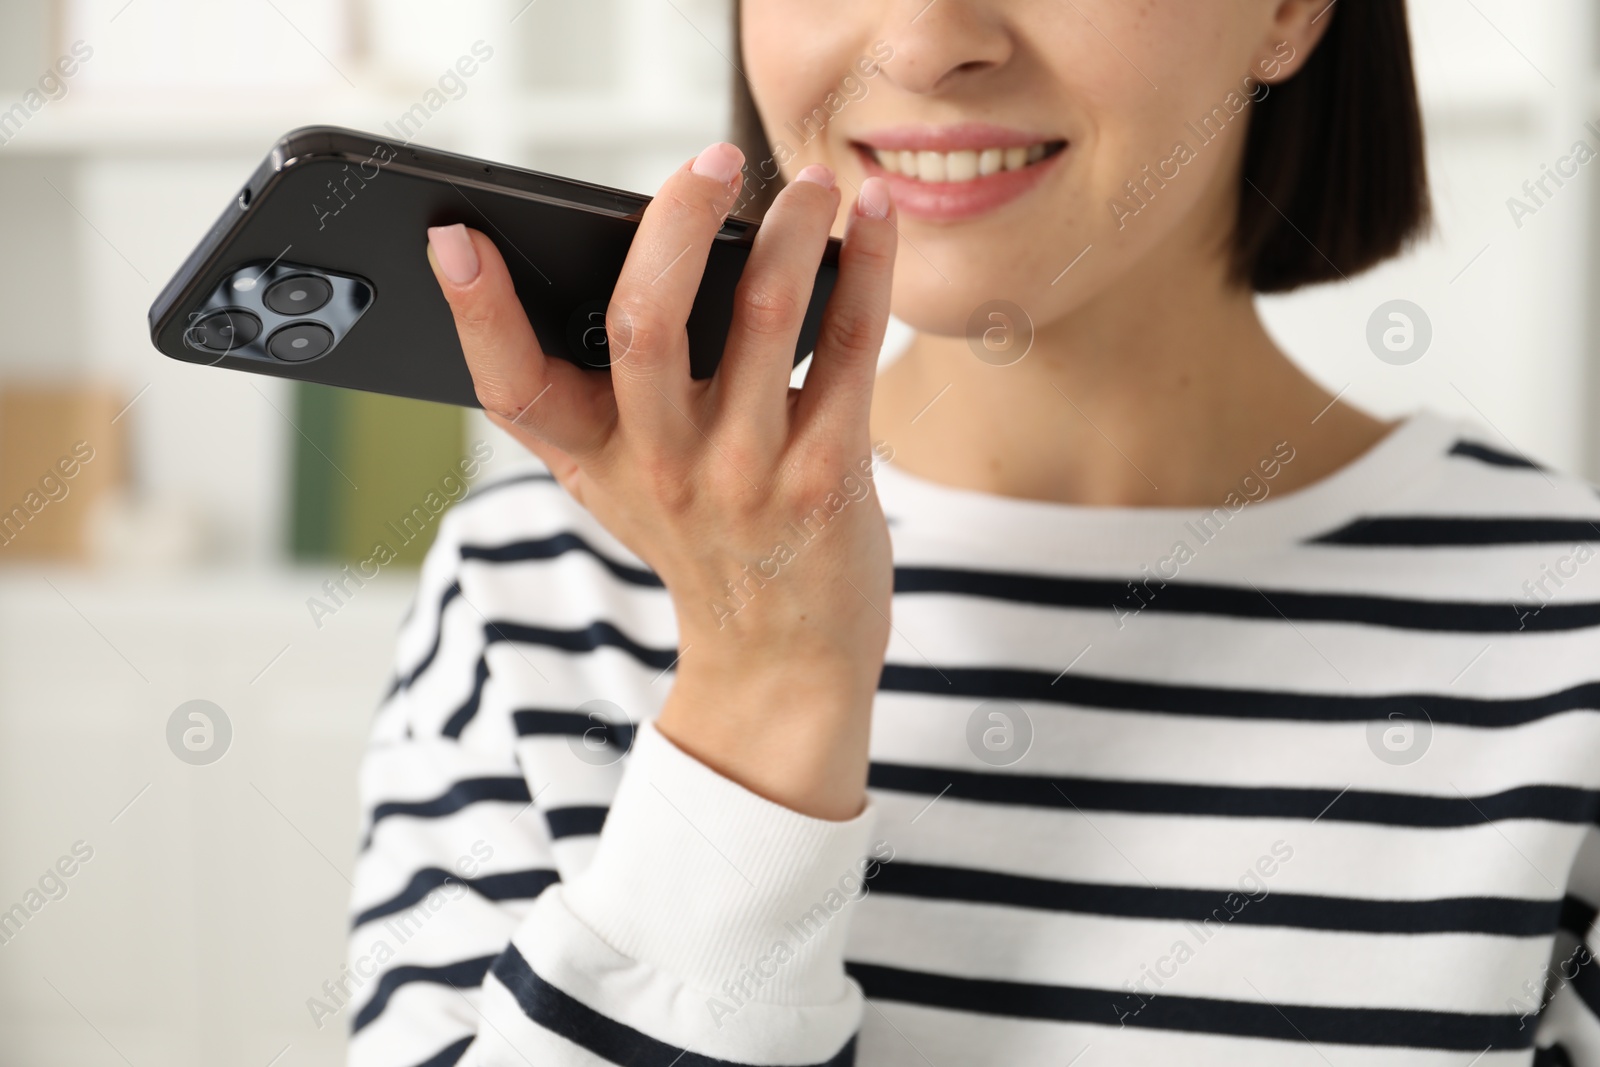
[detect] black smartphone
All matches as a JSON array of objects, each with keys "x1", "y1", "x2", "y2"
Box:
[{"x1": 148, "y1": 125, "x2": 840, "y2": 408}]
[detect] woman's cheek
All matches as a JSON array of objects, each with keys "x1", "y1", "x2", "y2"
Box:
[{"x1": 1085, "y1": 95, "x2": 1242, "y2": 238}]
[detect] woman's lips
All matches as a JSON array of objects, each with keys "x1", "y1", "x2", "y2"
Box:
[{"x1": 853, "y1": 138, "x2": 1066, "y2": 222}]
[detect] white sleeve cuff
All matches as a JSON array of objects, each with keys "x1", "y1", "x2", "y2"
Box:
[{"x1": 563, "y1": 720, "x2": 880, "y2": 1007}]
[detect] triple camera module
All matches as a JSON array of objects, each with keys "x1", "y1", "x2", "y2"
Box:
[{"x1": 183, "y1": 262, "x2": 372, "y2": 365}]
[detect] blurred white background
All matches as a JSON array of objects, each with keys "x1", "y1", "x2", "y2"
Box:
[{"x1": 0, "y1": 0, "x2": 1595, "y2": 1064}]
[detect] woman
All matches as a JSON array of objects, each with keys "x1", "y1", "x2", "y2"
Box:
[{"x1": 346, "y1": 1, "x2": 1600, "y2": 1063}]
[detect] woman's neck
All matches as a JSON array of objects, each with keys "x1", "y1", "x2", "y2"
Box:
[{"x1": 868, "y1": 255, "x2": 1393, "y2": 510}]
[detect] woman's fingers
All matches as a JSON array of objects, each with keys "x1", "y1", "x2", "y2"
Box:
[
  {"x1": 605, "y1": 143, "x2": 745, "y2": 446},
  {"x1": 427, "y1": 224, "x2": 613, "y2": 458},
  {"x1": 795, "y1": 177, "x2": 898, "y2": 442},
  {"x1": 712, "y1": 164, "x2": 841, "y2": 455},
  {"x1": 428, "y1": 152, "x2": 886, "y2": 507},
  {"x1": 425, "y1": 223, "x2": 611, "y2": 457},
  {"x1": 484, "y1": 416, "x2": 591, "y2": 505}
]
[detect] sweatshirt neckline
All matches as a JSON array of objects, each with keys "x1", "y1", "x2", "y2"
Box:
[{"x1": 872, "y1": 409, "x2": 1456, "y2": 563}]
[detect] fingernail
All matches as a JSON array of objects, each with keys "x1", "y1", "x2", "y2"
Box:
[
  {"x1": 428, "y1": 224, "x2": 479, "y2": 284},
  {"x1": 691, "y1": 142, "x2": 745, "y2": 185},
  {"x1": 857, "y1": 176, "x2": 892, "y2": 219},
  {"x1": 794, "y1": 164, "x2": 836, "y2": 191}
]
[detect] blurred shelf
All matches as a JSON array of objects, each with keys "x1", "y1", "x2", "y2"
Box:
[
  {"x1": 0, "y1": 564, "x2": 416, "y2": 699},
  {"x1": 0, "y1": 564, "x2": 416, "y2": 617},
  {"x1": 0, "y1": 91, "x2": 731, "y2": 157}
]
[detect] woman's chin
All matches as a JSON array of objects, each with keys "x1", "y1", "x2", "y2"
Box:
[
  {"x1": 887, "y1": 294, "x2": 983, "y2": 341},
  {"x1": 890, "y1": 274, "x2": 1060, "y2": 345}
]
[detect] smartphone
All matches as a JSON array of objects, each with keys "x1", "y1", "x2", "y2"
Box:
[{"x1": 148, "y1": 125, "x2": 840, "y2": 408}]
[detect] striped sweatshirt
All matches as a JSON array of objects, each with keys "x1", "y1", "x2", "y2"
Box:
[{"x1": 345, "y1": 407, "x2": 1600, "y2": 1067}]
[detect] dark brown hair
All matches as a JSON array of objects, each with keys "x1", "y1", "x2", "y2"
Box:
[{"x1": 730, "y1": 1, "x2": 1431, "y2": 294}]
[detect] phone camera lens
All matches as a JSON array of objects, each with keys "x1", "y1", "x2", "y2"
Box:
[
  {"x1": 264, "y1": 274, "x2": 333, "y2": 316},
  {"x1": 267, "y1": 322, "x2": 335, "y2": 362},
  {"x1": 186, "y1": 309, "x2": 261, "y2": 352}
]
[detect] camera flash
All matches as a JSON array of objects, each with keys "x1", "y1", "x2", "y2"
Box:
[{"x1": 233, "y1": 277, "x2": 257, "y2": 292}]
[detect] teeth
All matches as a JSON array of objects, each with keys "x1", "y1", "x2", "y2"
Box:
[
  {"x1": 872, "y1": 144, "x2": 1054, "y2": 182},
  {"x1": 945, "y1": 149, "x2": 978, "y2": 182}
]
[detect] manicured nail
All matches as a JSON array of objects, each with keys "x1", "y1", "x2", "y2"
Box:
[
  {"x1": 428, "y1": 224, "x2": 479, "y2": 284},
  {"x1": 793, "y1": 164, "x2": 836, "y2": 191},
  {"x1": 857, "y1": 176, "x2": 892, "y2": 219},
  {"x1": 691, "y1": 142, "x2": 745, "y2": 185}
]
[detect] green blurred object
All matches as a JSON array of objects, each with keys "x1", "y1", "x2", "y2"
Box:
[{"x1": 289, "y1": 383, "x2": 466, "y2": 565}]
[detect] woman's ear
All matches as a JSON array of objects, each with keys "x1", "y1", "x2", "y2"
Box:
[{"x1": 1253, "y1": 0, "x2": 1337, "y2": 85}]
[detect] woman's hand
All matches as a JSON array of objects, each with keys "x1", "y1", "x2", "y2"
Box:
[{"x1": 425, "y1": 143, "x2": 898, "y2": 821}]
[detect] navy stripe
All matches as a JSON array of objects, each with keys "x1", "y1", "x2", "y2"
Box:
[
  {"x1": 867, "y1": 763, "x2": 1600, "y2": 828},
  {"x1": 1309, "y1": 516, "x2": 1600, "y2": 546},
  {"x1": 1534, "y1": 1046, "x2": 1575, "y2": 1067},
  {"x1": 879, "y1": 663, "x2": 1600, "y2": 729},
  {"x1": 514, "y1": 708, "x2": 636, "y2": 755},
  {"x1": 490, "y1": 942, "x2": 857, "y2": 1066},
  {"x1": 388, "y1": 469, "x2": 561, "y2": 700},
  {"x1": 445, "y1": 622, "x2": 678, "y2": 736},
  {"x1": 1561, "y1": 894, "x2": 1599, "y2": 939},
  {"x1": 402, "y1": 580, "x2": 463, "y2": 691},
  {"x1": 846, "y1": 961, "x2": 1529, "y2": 1051},
  {"x1": 1450, "y1": 440, "x2": 1545, "y2": 470},
  {"x1": 1573, "y1": 946, "x2": 1600, "y2": 1019},
  {"x1": 461, "y1": 531, "x2": 661, "y2": 587},
  {"x1": 895, "y1": 566, "x2": 1600, "y2": 633},
  {"x1": 546, "y1": 805, "x2": 608, "y2": 839},
  {"x1": 352, "y1": 955, "x2": 496, "y2": 1034},
  {"x1": 453, "y1": 626, "x2": 1600, "y2": 733},
  {"x1": 869, "y1": 860, "x2": 1567, "y2": 936},
  {"x1": 451, "y1": 533, "x2": 1600, "y2": 633},
  {"x1": 451, "y1": 621, "x2": 1600, "y2": 732},
  {"x1": 409, "y1": 1035, "x2": 474, "y2": 1067},
  {"x1": 352, "y1": 866, "x2": 559, "y2": 929},
  {"x1": 439, "y1": 522, "x2": 1600, "y2": 634},
  {"x1": 364, "y1": 776, "x2": 531, "y2": 848},
  {"x1": 496, "y1": 814, "x2": 1577, "y2": 936},
  {"x1": 442, "y1": 657, "x2": 492, "y2": 739},
  {"x1": 488, "y1": 620, "x2": 678, "y2": 671}
]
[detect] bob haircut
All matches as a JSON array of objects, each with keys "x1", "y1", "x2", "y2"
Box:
[{"x1": 730, "y1": 0, "x2": 1431, "y2": 294}]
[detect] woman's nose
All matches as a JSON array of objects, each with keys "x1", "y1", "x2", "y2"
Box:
[{"x1": 873, "y1": 0, "x2": 1015, "y2": 94}]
